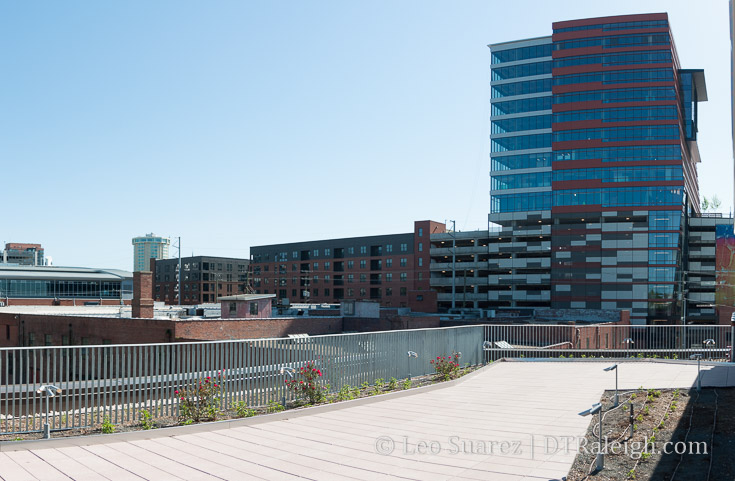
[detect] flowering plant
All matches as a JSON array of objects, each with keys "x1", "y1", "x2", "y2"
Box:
[
  {"x1": 284, "y1": 362, "x2": 326, "y2": 405},
  {"x1": 430, "y1": 352, "x2": 462, "y2": 381},
  {"x1": 175, "y1": 371, "x2": 224, "y2": 422}
]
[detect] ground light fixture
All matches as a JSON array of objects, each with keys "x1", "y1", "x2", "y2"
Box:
[
  {"x1": 407, "y1": 351, "x2": 418, "y2": 379},
  {"x1": 579, "y1": 402, "x2": 604, "y2": 472},
  {"x1": 482, "y1": 341, "x2": 493, "y2": 365},
  {"x1": 623, "y1": 338, "x2": 634, "y2": 358},
  {"x1": 279, "y1": 367, "x2": 296, "y2": 407},
  {"x1": 690, "y1": 354, "x2": 703, "y2": 392},
  {"x1": 603, "y1": 364, "x2": 619, "y2": 407},
  {"x1": 703, "y1": 338, "x2": 715, "y2": 360},
  {"x1": 36, "y1": 384, "x2": 62, "y2": 439}
]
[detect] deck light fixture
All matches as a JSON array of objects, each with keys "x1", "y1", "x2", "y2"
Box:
[
  {"x1": 690, "y1": 354, "x2": 703, "y2": 392},
  {"x1": 36, "y1": 384, "x2": 62, "y2": 439},
  {"x1": 579, "y1": 403, "x2": 604, "y2": 472},
  {"x1": 623, "y1": 338, "x2": 634, "y2": 358},
  {"x1": 407, "y1": 351, "x2": 418, "y2": 380},
  {"x1": 603, "y1": 364, "x2": 619, "y2": 407}
]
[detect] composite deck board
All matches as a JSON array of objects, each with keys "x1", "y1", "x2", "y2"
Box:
[{"x1": 4, "y1": 362, "x2": 735, "y2": 481}]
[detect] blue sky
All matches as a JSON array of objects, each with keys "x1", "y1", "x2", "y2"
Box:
[{"x1": 1, "y1": 0, "x2": 731, "y2": 270}]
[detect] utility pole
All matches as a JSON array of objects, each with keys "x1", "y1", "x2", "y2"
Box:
[{"x1": 450, "y1": 220, "x2": 456, "y2": 310}]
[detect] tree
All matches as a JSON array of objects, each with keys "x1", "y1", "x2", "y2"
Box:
[{"x1": 701, "y1": 195, "x2": 721, "y2": 213}]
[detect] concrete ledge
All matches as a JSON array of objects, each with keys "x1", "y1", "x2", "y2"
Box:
[{"x1": 0, "y1": 362, "x2": 497, "y2": 452}]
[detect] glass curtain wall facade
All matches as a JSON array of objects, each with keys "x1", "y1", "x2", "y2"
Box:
[{"x1": 489, "y1": 13, "x2": 707, "y2": 325}]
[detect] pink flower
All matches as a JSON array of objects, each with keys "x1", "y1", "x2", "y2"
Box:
[{"x1": 174, "y1": 390, "x2": 179, "y2": 394}]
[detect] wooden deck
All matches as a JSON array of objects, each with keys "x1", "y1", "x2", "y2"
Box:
[{"x1": 2, "y1": 361, "x2": 733, "y2": 481}]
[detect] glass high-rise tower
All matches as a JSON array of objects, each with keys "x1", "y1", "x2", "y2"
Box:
[{"x1": 489, "y1": 13, "x2": 707, "y2": 325}]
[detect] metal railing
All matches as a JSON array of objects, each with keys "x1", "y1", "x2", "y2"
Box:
[
  {"x1": 482, "y1": 324, "x2": 732, "y2": 362},
  {"x1": 0, "y1": 325, "x2": 483, "y2": 435},
  {"x1": 2, "y1": 323, "x2": 732, "y2": 436}
]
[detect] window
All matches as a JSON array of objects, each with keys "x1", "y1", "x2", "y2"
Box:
[
  {"x1": 360, "y1": 260, "x2": 366, "y2": 268},
  {"x1": 313, "y1": 262, "x2": 319, "y2": 270},
  {"x1": 400, "y1": 287, "x2": 407, "y2": 296},
  {"x1": 292, "y1": 264, "x2": 297, "y2": 271},
  {"x1": 418, "y1": 243, "x2": 423, "y2": 252},
  {"x1": 386, "y1": 244, "x2": 393, "y2": 253},
  {"x1": 229, "y1": 302, "x2": 237, "y2": 315},
  {"x1": 347, "y1": 288, "x2": 354, "y2": 296},
  {"x1": 45, "y1": 334, "x2": 52, "y2": 346},
  {"x1": 250, "y1": 302, "x2": 258, "y2": 315},
  {"x1": 360, "y1": 288, "x2": 366, "y2": 296},
  {"x1": 325, "y1": 248, "x2": 331, "y2": 256},
  {"x1": 386, "y1": 258, "x2": 393, "y2": 267},
  {"x1": 313, "y1": 288, "x2": 318, "y2": 296},
  {"x1": 386, "y1": 287, "x2": 392, "y2": 296},
  {"x1": 348, "y1": 247, "x2": 354, "y2": 255},
  {"x1": 360, "y1": 246, "x2": 367, "y2": 254},
  {"x1": 292, "y1": 251, "x2": 298, "y2": 259},
  {"x1": 325, "y1": 288, "x2": 330, "y2": 296},
  {"x1": 386, "y1": 273, "x2": 393, "y2": 282},
  {"x1": 325, "y1": 262, "x2": 331, "y2": 269},
  {"x1": 400, "y1": 243, "x2": 408, "y2": 252},
  {"x1": 418, "y1": 228, "x2": 423, "y2": 237},
  {"x1": 347, "y1": 260, "x2": 354, "y2": 269},
  {"x1": 400, "y1": 273, "x2": 407, "y2": 282},
  {"x1": 418, "y1": 258, "x2": 423, "y2": 267},
  {"x1": 348, "y1": 274, "x2": 354, "y2": 283},
  {"x1": 314, "y1": 249, "x2": 319, "y2": 257},
  {"x1": 416, "y1": 295, "x2": 423, "y2": 301},
  {"x1": 400, "y1": 258, "x2": 407, "y2": 267},
  {"x1": 418, "y1": 272, "x2": 423, "y2": 281},
  {"x1": 360, "y1": 274, "x2": 367, "y2": 282}
]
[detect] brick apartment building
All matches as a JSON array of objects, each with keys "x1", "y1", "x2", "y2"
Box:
[
  {"x1": 151, "y1": 256, "x2": 250, "y2": 304},
  {"x1": 250, "y1": 220, "x2": 444, "y2": 312}
]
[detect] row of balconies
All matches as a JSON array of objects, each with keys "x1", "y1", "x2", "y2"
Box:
[{"x1": 436, "y1": 291, "x2": 551, "y2": 302}]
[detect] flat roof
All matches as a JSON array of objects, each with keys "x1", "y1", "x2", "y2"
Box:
[
  {"x1": 0, "y1": 265, "x2": 132, "y2": 281},
  {"x1": 218, "y1": 294, "x2": 276, "y2": 301}
]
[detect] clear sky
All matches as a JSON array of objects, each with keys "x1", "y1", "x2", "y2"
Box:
[{"x1": 1, "y1": 0, "x2": 732, "y2": 270}]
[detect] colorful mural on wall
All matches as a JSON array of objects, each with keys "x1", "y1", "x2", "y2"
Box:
[{"x1": 715, "y1": 224, "x2": 735, "y2": 308}]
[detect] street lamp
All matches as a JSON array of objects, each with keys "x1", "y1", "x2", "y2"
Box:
[
  {"x1": 703, "y1": 338, "x2": 715, "y2": 361},
  {"x1": 623, "y1": 338, "x2": 634, "y2": 358},
  {"x1": 603, "y1": 364, "x2": 619, "y2": 407},
  {"x1": 279, "y1": 367, "x2": 295, "y2": 407},
  {"x1": 579, "y1": 403, "x2": 604, "y2": 472},
  {"x1": 690, "y1": 354, "x2": 703, "y2": 392},
  {"x1": 36, "y1": 384, "x2": 62, "y2": 439},
  {"x1": 407, "y1": 351, "x2": 418, "y2": 380}
]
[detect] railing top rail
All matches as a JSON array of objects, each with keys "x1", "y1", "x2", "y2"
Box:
[{"x1": 0, "y1": 324, "x2": 483, "y2": 352}]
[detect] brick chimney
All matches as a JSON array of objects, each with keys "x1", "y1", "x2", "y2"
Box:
[{"x1": 132, "y1": 271, "x2": 154, "y2": 318}]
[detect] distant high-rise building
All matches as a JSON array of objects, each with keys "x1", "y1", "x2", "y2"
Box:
[
  {"x1": 132, "y1": 233, "x2": 170, "y2": 271},
  {"x1": 2, "y1": 243, "x2": 45, "y2": 266},
  {"x1": 485, "y1": 12, "x2": 707, "y2": 325}
]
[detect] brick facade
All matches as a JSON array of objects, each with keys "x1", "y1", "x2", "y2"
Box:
[{"x1": 250, "y1": 220, "x2": 444, "y2": 312}]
